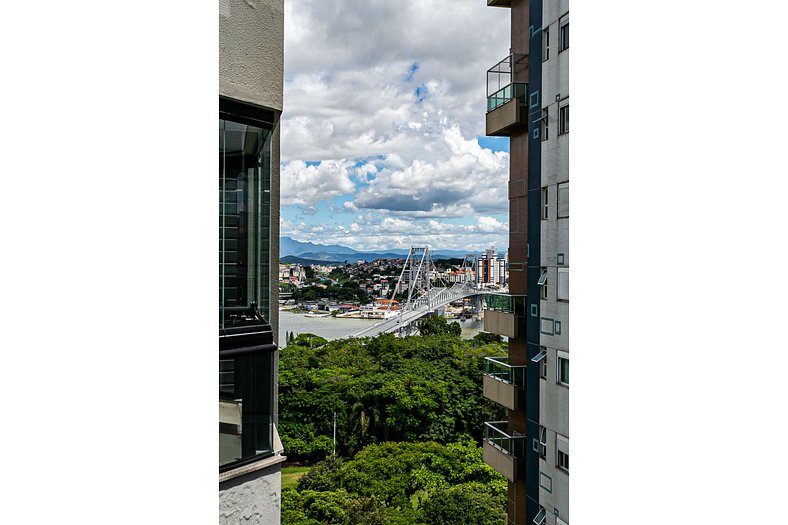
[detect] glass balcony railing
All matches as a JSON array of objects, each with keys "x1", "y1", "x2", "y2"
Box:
[
  {"x1": 485, "y1": 293, "x2": 526, "y2": 315},
  {"x1": 487, "y1": 82, "x2": 528, "y2": 112},
  {"x1": 484, "y1": 356, "x2": 526, "y2": 387},
  {"x1": 483, "y1": 421, "x2": 527, "y2": 457}
]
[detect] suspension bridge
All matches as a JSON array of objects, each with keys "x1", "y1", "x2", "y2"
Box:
[{"x1": 348, "y1": 246, "x2": 486, "y2": 338}]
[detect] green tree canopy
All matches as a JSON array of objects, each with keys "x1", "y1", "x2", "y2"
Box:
[
  {"x1": 417, "y1": 316, "x2": 462, "y2": 337},
  {"x1": 283, "y1": 441, "x2": 506, "y2": 525},
  {"x1": 279, "y1": 332, "x2": 506, "y2": 461}
]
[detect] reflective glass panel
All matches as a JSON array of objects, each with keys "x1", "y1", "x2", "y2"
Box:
[{"x1": 219, "y1": 118, "x2": 272, "y2": 327}]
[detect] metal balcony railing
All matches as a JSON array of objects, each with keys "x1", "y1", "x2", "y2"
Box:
[
  {"x1": 484, "y1": 293, "x2": 526, "y2": 315},
  {"x1": 483, "y1": 421, "x2": 527, "y2": 458},
  {"x1": 484, "y1": 356, "x2": 527, "y2": 387},
  {"x1": 486, "y1": 53, "x2": 528, "y2": 112}
]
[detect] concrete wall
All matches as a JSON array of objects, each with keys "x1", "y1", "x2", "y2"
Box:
[
  {"x1": 220, "y1": 0, "x2": 284, "y2": 112},
  {"x1": 483, "y1": 440, "x2": 518, "y2": 483},
  {"x1": 486, "y1": 98, "x2": 523, "y2": 136},
  {"x1": 219, "y1": 462, "x2": 283, "y2": 525},
  {"x1": 483, "y1": 374, "x2": 519, "y2": 410},
  {"x1": 484, "y1": 309, "x2": 519, "y2": 338},
  {"x1": 538, "y1": 1, "x2": 569, "y2": 522}
]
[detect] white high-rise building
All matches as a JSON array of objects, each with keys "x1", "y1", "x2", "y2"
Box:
[{"x1": 476, "y1": 246, "x2": 507, "y2": 287}]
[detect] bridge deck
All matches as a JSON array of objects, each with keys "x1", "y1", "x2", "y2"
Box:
[{"x1": 348, "y1": 285, "x2": 481, "y2": 338}]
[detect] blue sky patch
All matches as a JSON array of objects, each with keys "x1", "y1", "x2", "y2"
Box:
[
  {"x1": 476, "y1": 135, "x2": 509, "y2": 153},
  {"x1": 404, "y1": 62, "x2": 420, "y2": 82},
  {"x1": 414, "y1": 84, "x2": 428, "y2": 103}
]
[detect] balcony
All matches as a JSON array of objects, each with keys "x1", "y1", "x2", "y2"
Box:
[
  {"x1": 483, "y1": 421, "x2": 527, "y2": 482},
  {"x1": 487, "y1": 0, "x2": 511, "y2": 7},
  {"x1": 219, "y1": 314, "x2": 278, "y2": 473},
  {"x1": 483, "y1": 356, "x2": 526, "y2": 410},
  {"x1": 486, "y1": 54, "x2": 528, "y2": 136},
  {"x1": 483, "y1": 293, "x2": 525, "y2": 338},
  {"x1": 487, "y1": 82, "x2": 528, "y2": 113}
]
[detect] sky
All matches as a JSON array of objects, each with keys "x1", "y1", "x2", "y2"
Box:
[{"x1": 280, "y1": 0, "x2": 511, "y2": 254}]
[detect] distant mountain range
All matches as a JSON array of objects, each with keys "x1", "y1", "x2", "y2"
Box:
[{"x1": 279, "y1": 236, "x2": 487, "y2": 263}]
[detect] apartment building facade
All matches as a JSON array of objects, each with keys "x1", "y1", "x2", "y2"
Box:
[
  {"x1": 482, "y1": 1, "x2": 568, "y2": 524},
  {"x1": 477, "y1": 246, "x2": 507, "y2": 287},
  {"x1": 219, "y1": 0, "x2": 285, "y2": 523}
]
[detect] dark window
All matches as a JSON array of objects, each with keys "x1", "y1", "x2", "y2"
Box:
[
  {"x1": 559, "y1": 22, "x2": 569, "y2": 51},
  {"x1": 219, "y1": 348, "x2": 275, "y2": 469},
  {"x1": 219, "y1": 101, "x2": 276, "y2": 472},
  {"x1": 558, "y1": 356, "x2": 569, "y2": 385},
  {"x1": 541, "y1": 108, "x2": 549, "y2": 141},
  {"x1": 557, "y1": 435, "x2": 569, "y2": 471},
  {"x1": 219, "y1": 117, "x2": 273, "y2": 325},
  {"x1": 559, "y1": 105, "x2": 569, "y2": 135},
  {"x1": 558, "y1": 449, "x2": 569, "y2": 470}
]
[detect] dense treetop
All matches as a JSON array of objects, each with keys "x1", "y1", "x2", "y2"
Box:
[
  {"x1": 279, "y1": 330, "x2": 506, "y2": 459},
  {"x1": 283, "y1": 441, "x2": 506, "y2": 525},
  {"x1": 279, "y1": 329, "x2": 508, "y2": 524}
]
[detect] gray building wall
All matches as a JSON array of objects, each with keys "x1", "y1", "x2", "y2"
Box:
[
  {"x1": 220, "y1": 2, "x2": 284, "y2": 524},
  {"x1": 539, "y1": 1, "x2": 569, "y2": 522},
  {"x1": 219, "y1": 0, "x2": 284, "y2": 113},
  {"x1": 219, "y1": 462, "x2": 283, "y2": 524}
]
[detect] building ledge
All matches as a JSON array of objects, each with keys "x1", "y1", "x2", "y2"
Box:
[
  {"x1": 219, "y1": 453, "x2": 286, "y2": 484},
  {"x1": 483, "y1": 309, "x2": 518, "y2": 338},
  {"x1": 483, "y1": 374, "x2": 520, "y2": 410},
  {"x1": 486, "y1": 98, "x2": 526, "y2": 137}
]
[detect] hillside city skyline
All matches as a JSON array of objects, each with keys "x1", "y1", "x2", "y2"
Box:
[{"x1": 281, "y1": 235, "x2": 508, "y2": 260}]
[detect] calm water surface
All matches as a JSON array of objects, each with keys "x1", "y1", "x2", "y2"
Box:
[{"x1": 278, "y1": 309, "x2": 485, "y2": 347}]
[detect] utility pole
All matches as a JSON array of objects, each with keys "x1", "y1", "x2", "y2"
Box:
[{"x1": 332, "y1": 412, "x2": 337, "y2": 456}]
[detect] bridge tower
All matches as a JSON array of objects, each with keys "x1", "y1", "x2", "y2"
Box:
[
  {"x1": 391, "y1": 246, "x2": 431, "y2": 311},
  {"x1": 460, "y1": 253, "x2": 478, "y2": 287}
]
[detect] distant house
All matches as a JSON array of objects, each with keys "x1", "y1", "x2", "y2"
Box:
[{"x1": 373, "y1": 298, "x2": 399, "y2": 308}]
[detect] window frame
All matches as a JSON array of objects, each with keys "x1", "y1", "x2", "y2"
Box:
[
  {"x1": 557, "y1": 449, "x2": 569, "y2": 470},
  {"x1": 540, "y1": 267, "x2": 548, "y2": 299},
  {"x1": 559, "y1": 21, "x2": 569, "y2": 51},
  {"x1": 541, "y1": 187, "x2": 549, "y2": 220},
  {"x1": 557, "y1": 181, "x2": 569, "y2": 218},
  {"x1": 556, "y1": 434, "x2": 569, "y2": 472},
  {"x1": 557, "y1": 267, "x2": 569, "y2": 302},
  {"x1": 557, "y1": 350, "x2": 569, "y2": 386},
  {"x1": 558, "y1": 104, "x2": 569, "y2": 135},
  {"x1": 538, "y1": 425, "x2": 547, "y2": 459},
  {"x1": 534, "y1": 506, "x2": 547, "y2": 525},
  {"x1": 540, "y1": 108, "x2": 549, "y2": 141},
  {"x1": 543, "y1": 28, "x2": 550, "y2": 61}
]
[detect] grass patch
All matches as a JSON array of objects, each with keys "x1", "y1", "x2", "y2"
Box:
[{"x1": 281, "y1": 466, "x2": 311, "y2": 490}]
